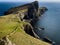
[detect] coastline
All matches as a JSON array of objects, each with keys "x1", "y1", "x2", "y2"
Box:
[{"x1": 0, "y1": 1, "x2": 51, "y2": 45}]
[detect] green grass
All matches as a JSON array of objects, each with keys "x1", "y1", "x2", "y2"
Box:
[{"x1": 0, "y1": 14, "x2": 51, "y2": 45}]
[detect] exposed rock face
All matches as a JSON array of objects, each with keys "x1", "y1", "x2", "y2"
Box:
[
  {"x1": 30, "y1": 7, "x2": 48, "y2": 25},
  {"x1": 24, "y1": 23, "x2": 40, "y2": 39},
  {"x1": 24, "y1": 24, "x2": 35, "y2": 37},
  {"x1": 39, "y1": 7, "x2": 48, "y2": 15},
  {"x1": 0, "y1": 37, "x2": 15, "y2": 45},
  {"x1": 17, "y1": 12, "x2": 25, "y2": 21}
]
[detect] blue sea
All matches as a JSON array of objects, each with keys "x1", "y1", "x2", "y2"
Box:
[
  {"x1": 0, "y1": 2, "x2": 27, "y2": 15},
  {"x1": 0, "y1": 2, "x2": 60, "y2": 45},
  {"x1": 36, "y1": 2, "x2": 60, "y2": 45}
]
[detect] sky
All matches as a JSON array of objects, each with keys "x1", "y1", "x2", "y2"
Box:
[{"x1": 0, "y1": 0, "x2": 60, "y2": 2}]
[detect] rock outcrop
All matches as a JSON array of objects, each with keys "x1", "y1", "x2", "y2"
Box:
[
  {"x1": 0, "y1": 37, "x2": 15, "y2": 45},
  {"x1": 24, "y1": 23, "x2": 40, "y2": 39},
  {"x1": 39, "y1": 7, "x2": 48, "y2": 15}
]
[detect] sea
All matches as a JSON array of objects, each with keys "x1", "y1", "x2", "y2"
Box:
[
  {"x1": 0, "y1": 2, "x2": 60, "y2": 45},
  {"x1": 0, "y1": 2, "x2": 27, "y2": 15}
]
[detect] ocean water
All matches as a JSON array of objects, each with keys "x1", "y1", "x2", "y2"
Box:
[
  {"x1": 35, "y1": 2, "x2": 60, "y2": 45},
  {"x1": 0, "y1": 2, "x2": 60, "y2": 45},
  {"x1": 0, "y1": 2, "x2": 27, "y2": 15}
]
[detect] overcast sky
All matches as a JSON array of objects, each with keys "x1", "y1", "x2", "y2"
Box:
[{"x1": 0, "y1": 0, "x2": 60, "y2": 2}]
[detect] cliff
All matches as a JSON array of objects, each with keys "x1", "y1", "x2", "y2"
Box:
[
  {"x1": 0, "y1": 1, "x2": 51, "y2": 45},
  {"x1": 4, "y1": 1, "x2": 47, "y2": 20},
  {"x1": 0, "y1": 14, "x2": 50, "y2": 45}
]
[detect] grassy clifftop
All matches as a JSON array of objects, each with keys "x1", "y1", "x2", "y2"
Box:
[{"x1": 0, "y1": 14, "x2": 51, "y2": 45}]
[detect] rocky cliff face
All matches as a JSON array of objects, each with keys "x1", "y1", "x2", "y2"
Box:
[
  {"x1": 0, "y1": 37, "x2": 15, "y2": 45},
  {"x1": 4, "y1": 1, "x2": 48, "y2": 20}
]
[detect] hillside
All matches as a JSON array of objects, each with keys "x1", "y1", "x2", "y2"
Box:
[{"x1": 0, "y1": 14, "x2": 51, "y2": 45}]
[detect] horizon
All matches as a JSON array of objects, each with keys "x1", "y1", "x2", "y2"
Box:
[
  {"x1": 1, "y1": 1, "x2": 60, "y2": 3},
  {"x1": 0, "y1": 1, "x2": 60, "y2": 3},
  {"x1": 0, "y1": 0, "x2": 60, "y2": 3}
]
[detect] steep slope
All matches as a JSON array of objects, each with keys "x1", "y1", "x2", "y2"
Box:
[{"x1": 0, "y1": 14, "x2": 51, "y2": 45}]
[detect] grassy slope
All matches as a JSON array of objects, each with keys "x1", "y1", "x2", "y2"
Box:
[{"x1": 0, "y1": 14, "x2": 51, "y2": 45}]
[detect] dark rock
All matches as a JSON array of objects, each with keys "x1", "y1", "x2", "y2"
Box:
[
  {"x1": 43, "y1": 37, "x2": 55, "y2": 44},
  {"x1": 24, "y1": 24, "x2": 40, "y2": 39},
  {"x1": 24, "y1": 24, "x2": 35, "y2": 37},
  {"x1": 39, "y1": 7, "x2": 48, "y2": 15},
  {"x1": 0, "y1": 37, "x2": 16, "y2": 45}
]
